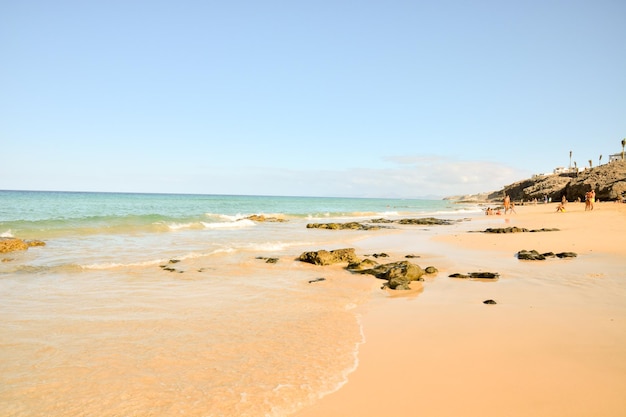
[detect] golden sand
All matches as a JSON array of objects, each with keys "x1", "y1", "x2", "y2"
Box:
[{"x1": 294, "y1": 202, "x2": 626, "y2": 417}]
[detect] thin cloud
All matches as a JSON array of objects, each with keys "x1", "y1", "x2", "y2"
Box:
[{"x1": 212, "y1": 156, "x2": 530, "y2": 198}]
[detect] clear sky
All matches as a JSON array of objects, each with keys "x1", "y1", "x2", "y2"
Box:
[{"x1": 1, "y1": 0, "x2": 624, "y2": 198}]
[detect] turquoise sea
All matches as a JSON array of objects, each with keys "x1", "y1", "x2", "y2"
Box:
[
  {"x1": 0, "y1": 190, "x2": 480, "y2": 417},
  {"x1": 0, "y1": 190, "x2": 478, "y2": 270}
]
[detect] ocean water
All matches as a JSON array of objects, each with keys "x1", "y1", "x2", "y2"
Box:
[{"x1": 0, "y1": 190, "x2": 479, "y2": 417}]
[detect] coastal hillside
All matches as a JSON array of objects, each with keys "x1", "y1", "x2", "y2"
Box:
[{"x1": 447, "y1": 160, "x2": 626, "y2": 203}]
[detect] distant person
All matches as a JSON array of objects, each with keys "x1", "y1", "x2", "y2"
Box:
[
  {"x1": 509, "y1": 202, "x2": 517, "y2": 214},
  {"x1": 585, "y1": 190, "x2": 595, "y2": 211},
  {"x1": 503, "y1": 194, "x2": 511, "y2": 214},
  {"x1": 561, "y1": 195, "x2": 567, "y2": 205},
  {"x1": 556, "y1": 202, "x2": 566, "y2": 212},
  {"x1": 590, "y1": 190, "x2": 595, "y2": 210}
]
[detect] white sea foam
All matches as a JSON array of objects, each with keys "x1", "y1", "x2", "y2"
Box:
[
  {"x1": 165, "y1": 222, "x2": 198, "y2": 230},
  {"x1": 1, "y1": 229, "x2": 14, "y2": 238},
  {"x1": 243, "y1": 241, "x2": 309, "y2": 252},
  {"x1": 312, "y1": 313, "x2": 365, "y2": 403},
  {"x1": 201, "y1": 219, "x2": 255, "y2": 229},
  {"x1": 209, "y1": 213, "x2": 247, "y2": 222},
  {"x1": 380, "y1": 210, "x2": 400, "y2": 216},
  {"x1": 81, "y1": 259, "x2": 165, "y2": 270}
]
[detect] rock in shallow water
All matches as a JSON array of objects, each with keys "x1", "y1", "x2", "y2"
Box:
[{"x1": 0, "y1": 237, "x2": 46, "y2": 253}]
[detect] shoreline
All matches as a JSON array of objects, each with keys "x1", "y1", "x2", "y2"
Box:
[{"x1": 293, "y1": 202, "x2": 626, "y2": 417}]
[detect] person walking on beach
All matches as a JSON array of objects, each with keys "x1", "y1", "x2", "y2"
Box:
[
  {"x1": 590, "y1": 189, "x2": 595, "y2": 210},
  {"x1": 585, "y1": 189, "x2": 595, "y2": 211},
  {"x1": 503, "y1": 194, "x2": 511, "y2": 214}
]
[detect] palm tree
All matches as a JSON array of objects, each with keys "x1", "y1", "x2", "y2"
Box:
[
  {"x1": 622, "y1": 138, "x2": 626, "y2": 160},
  {"x1": 589, "y1": 159, "x2": 593, "y2": 168},
  {"x1": 569, "y1": 150, "x2": 572, "y2": 169},
  {"x1": 599, "y1": 154, "x2": 602, "y2": 166}
]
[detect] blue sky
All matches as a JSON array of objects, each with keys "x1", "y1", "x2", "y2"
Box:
[{"x1": 1, "y1": 0, "x2": 624, "y2": 198}]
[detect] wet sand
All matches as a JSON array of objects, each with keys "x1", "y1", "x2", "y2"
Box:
[{"x1": 294, "y1": 202, "x2": 626, "y2": 417}]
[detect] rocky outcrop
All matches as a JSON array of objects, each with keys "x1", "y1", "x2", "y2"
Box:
[
  {"x1": 0, "y1": 237, "x2": 46, "y2": 253},
  {"x1": 349, "y1": 260, "x2": 427, "y2": 290},
  {"x1": 370, "y1": 217, "x2": 454, "y2": 225},
  {"x1": 446, "y1": 160, "x2": 626, "y2": 203},
  {"x1": 306, "y1": 222, "x2": 382, "y2": 230},
  {"x1": 503, "y1": 160, "x2": 626, "y2": 202},
  {"x1": 298, "y1": 248, "x2": 360, "y2": 266},
  {"x1": 306, "y1": 218, "x2": 455, "y2": 230},
  {"x1": 517, "y1": 250, "x2": 577, "y2": 260},
  {"x1": 482, "y1": 227, "x2": 560, "y2": 233},
  {"x1": 246, "y1": 215, "x2": 287, "y2": 222},
  {"x1": 300, "y1": 251, "x2": 436, "y2": 291},
  {"x1": 566, "y1": 161, "x2": 626, "y2": 201}
]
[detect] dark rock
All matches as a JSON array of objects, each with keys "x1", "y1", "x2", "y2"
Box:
[
  {"x1": 298, "y1": 248, "x2": 360, "y2": 266},
  {"x1": 370, "y1": 217, "x2": 454, "y2": 225},
  {"x1": 246, "y1": 214, "x2": 287, "y2": 222},
  {"x1": 347, "y1": 258, "x2": 378, "y2": 270},
  {"x1": 358, "y1": 261, "x2": 425, "y2": 282},
  {"x1": 306, "y1": 222, "x2": 382, "y2": 230},
  {"x1": 308, "y1": 277, "x2": 326, "y2": 284},
  {"x1": 424, "y1": 266, "x2": 438, "y2": 274},
  {"x1": 484, "y1": 227, "x2": 529, "y2": 233},
  {"x1": 483, "y1": 299, "x2": 497, "y2": 304},
  {"x1": 169, "y1": 259, "x2": 181, "y2": 264},
  {"x1": 371, "y1": 253, "x2": 389, "y2": 258},
  {"x1": 405, "y1": 254, "x2": 420, "y2": 258},
  {"x1": 469, "y1": 272, "x2": 499, "y2": 279},
  {"x1": 517, "y1": 250, "x2": 546, "y2": 260},
  {"x1": 517, "y1": 249, "x2": 577, "y2": 260},
  {"x1": 385, "y1": 276, "x2": 412, "y2": 290},
  {"x1": 256, "y1": 256, "x2": 278, "y2": 263},
  {"x1": 449, "y1": 272, "x2": 500, "y2": 279},
  {"x1": 397, "y1": 217, "x2": 454, "y2": 225},
  {"x1": 483, "y1": 227, "x2": 560, "y2": 234}
]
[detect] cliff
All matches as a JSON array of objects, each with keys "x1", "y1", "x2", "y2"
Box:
[{"x1": 447, "y1": 160, "x2": 626, "y2": 203}]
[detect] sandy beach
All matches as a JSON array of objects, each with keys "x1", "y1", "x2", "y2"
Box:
[{"x1": 294, "y1": 201, "x2": 626, "y2": 417}]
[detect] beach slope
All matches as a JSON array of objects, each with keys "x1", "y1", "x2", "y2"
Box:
[{"x1": 294, "y1": 202, "x2": 626, "y2": 417}]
